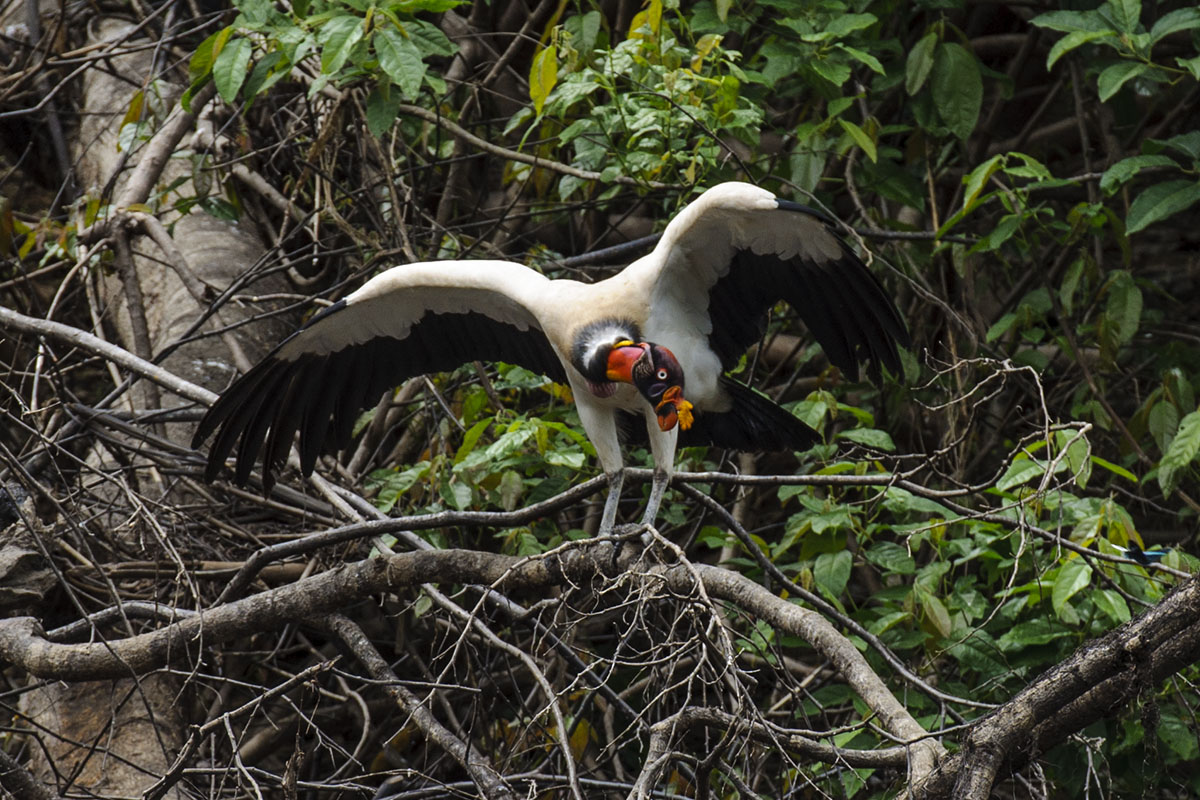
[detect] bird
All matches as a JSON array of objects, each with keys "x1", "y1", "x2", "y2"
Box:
[
  {"x1": 192, "y1": 181, "x2": 910, "y2": 533},
  {"x1": 1117, "y1": 543, "x2": 1170, "y2": 566}
]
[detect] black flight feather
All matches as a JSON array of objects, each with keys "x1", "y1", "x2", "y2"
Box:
[
  {"x1": 681, "y1": 377, "x2": 817, "y2": 451},
  {"x1": 194, "y1": 303, "x2": 565, "y2": 489},
  {"x1": 702, "y1": 200, "x2": 909, "y2": 383}
]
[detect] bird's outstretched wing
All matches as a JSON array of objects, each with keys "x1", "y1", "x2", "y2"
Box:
[
  {"x1": 627, "y1": 182, "x2": 910, "y2": 382},
  {"x1": 192, "y1": 260, "x2": 565, "y2": 489}
]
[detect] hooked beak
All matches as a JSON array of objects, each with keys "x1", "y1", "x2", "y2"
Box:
[
  {"x1": 605, "y1": 342, "x2": 649, "y2": 383},
  {"x1": 655, "y1": 385, "x2": 694, "y2": 432}
]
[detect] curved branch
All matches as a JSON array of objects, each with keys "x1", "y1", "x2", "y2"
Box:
[
  {"x1": 0, "y1": 542, "x2": 942, "y2": 788},
  {"x1": 674, "y1": 563, "x2": 944, "y2": 785},
  {"x1": 0, "y1": 305, "x2": 216, "y2": 405}
]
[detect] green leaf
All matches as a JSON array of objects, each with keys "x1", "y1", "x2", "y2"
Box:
[
  {"x1": 365, "y1": 81, "x2": 402, "y2": 136},
  {"x1": 837, "y1": 427, "x2": 894, "y2": 450},
  {"x1": 1153, "y1": 131, "x2": 1200, "y2": 160},
  {"x1": 1046, "y1": 30, "x2": 1118, "y2": 69},
  {"x1": 1002, "y1": 152, "x2": 1052, "y2": 181},
  {"x1": 1178, "y1": 55, "x2": 1200, "y2": 80},
  {"x1": 497, "y1": 470, "x2": 524, "y2": 511},
  {"x1": 811, "y1": 57, "x2": 852, "y2": 87},
  {"x1": 999, "y1": 618, "x2": 1069, "y2": 651},
  {"x1": 962, "y1": 153, "x2": 1004, "y2": 211},
  {"x1": 1098, "y1": 154, "x2": 1177, "y2": 195},
  {"x1": 1060, "y1": 258, "x2": 1084, "y2": 315},
  {"x1": 402, "y1": 0, "x2": 465, "y2": 11},
  {"x1": 1126, "y1": 180, "x2": 1200, "y2": 233},
  {"x1": 1149, "y1": 7, "x2": 1200, "y2": 44},
  {"x1": 243, "y1": 50, "x2": 286, "y2": 101},
  {"x1": 1159, "y1": 716, "x2": 1200, "y2": 761},
  {"x1": 838, "y1": 119, "x2": 876, "y2": 163},
  {"x1": 813, "y1": 550, "x2": 852, "y2": 601},
  {"x1": 906, "y1": 31, "x2": 937, "y2": 95},
  {"x1": 863, "y1": 541, "x2": 915, "y2": 575},
  {"x1": 968, "y1": 214, "x2": 1021, "y2": 254},
  {"x1": 1103, "y1": 270, "x2": 1142, "y2": 346},
  {"x1": 883, "y1": 486, "x2": 954, "y2": 516},
  {"x1": 1096, "y1": 61, "x2": 1149, "y2": 102},
  {"x1": 318, "y1": 14, "x2": 364, "y2": 75},
  {"x1": 867, "y1": 610, "x2": 911, "y2": 635},
  {"x1": 529, "y1": 43, "x2": 558, "y2": 115},
  {"x1": 375, "y1": 28, "x2": 426, "y2": 99},
  {"x1": 835, "y1": 44, "x2": 884, "y2": 76},
  {"x1": 823, "y1": 13, "x2": 877, "y2": 37},
  {"x1": 931, "y1": 43, "x2": 982, "y2": 141},
  {"x1": 366, "y1": 461, "x2": 430, "y2": 513},
  {"x1": 212, "y1": 37, "x2": 252, "y2": 103},
  {"x1": 406, "y1": 19, "x2": 458, "y2": 57},
  {"x1": 1052, "y1": 559, "x2": 1092, "y2": 621},
  {"x1": 190, "y1": 26, "x2": 233, "y2": 83},
  {"x1": 1057, "y1": 429, "x2": 1092, "y2": 490},
  {"x1": 998, "y1": 457, "x2": 1046, "y2": 491},
  {"x1": 1032, "y1": 9, "x2": 1111, "y2": 34},
  {"x1": 1159, "y1": 409, "x2": 1200, "y2": 497},
  {"x1": 1091, "y1": 455, "x2": 1138, "y2": 483},
  {"x1": 1149, "y1": 400, "x2": 1180, "y2": 454},
  {"x1": 919, "y1": 591, "x2": 952, "y2": 638},
  {"x1": 985, "y1": 311, "x2": 1017, "y2": 343},
  {"x1": 1094, "y1": 588, "x2": 1131, "y2": 624},
  {"x1": 1103, "y1": 0, "x2": 1141, "y2": 34}
]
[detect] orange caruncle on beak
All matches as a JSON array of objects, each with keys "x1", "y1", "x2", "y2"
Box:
[
  {"x1": 605, "y1": 342, "x2": 649, "y2": 383},
  {"x1": 656, "y1": 385, "x2": 694, "y2": 431}
]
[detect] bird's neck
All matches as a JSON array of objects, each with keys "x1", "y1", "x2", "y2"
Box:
[{"x1": 571, "y1": 318, "x2": 641, "y2": 382}]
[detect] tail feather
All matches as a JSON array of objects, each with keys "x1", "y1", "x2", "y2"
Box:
[{"x1": 681, "y1": 377, "x2": 817, "y2": 452}]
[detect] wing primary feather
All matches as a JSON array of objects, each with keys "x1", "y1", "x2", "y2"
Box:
[
  {"x1": 331, "y1": 346, "x2": 373, "y2": 453},
  {"x1": 192, "y1": 358, "x2": 280, "y2": 450},
  {"x1": 771, "y1": 198, "x2": 908, "y2": 380},
  {"x1": 261, "y1": 359, "x2": 319, "y2": 487},
  {"x1": 818, "y1": 251, "x2": 906, "y2": 379},
  {"x1": 785, "y1": 265, "x2": 859, "y2": 378},
  {"x1": 234, "y1": 370, "x2": 293, "y2": 485},
  {"x1": 298, "y1": 353, "x2": 350, "y2": 476},
  {"x1": 814, "y1": 258, "x2": 893, "y2": 379},
  {"x1": 267, "y1": 363, "x2": 330, "y2": 487},
  {"x1": 835, "y1": 241, "x2": 911, "y2": 349},
  {"x1": 318, "y1": 353, "x2": 355, "y2": 454},
  {"x1": 205, "y1": 361, "x2": 290, "y2": 481}
]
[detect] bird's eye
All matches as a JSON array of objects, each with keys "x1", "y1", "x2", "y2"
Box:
[{"x1": 656, "y1": 369, "x2": 669, "y2": 380}]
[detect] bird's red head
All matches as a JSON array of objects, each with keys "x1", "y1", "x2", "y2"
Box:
[{"x1": 605, "y1": 341, "x2": 694, "y2": 431}]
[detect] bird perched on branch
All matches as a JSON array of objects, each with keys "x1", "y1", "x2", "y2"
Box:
[{"x1": 193, "y1": 182, "x2": 910, "y2": 533}]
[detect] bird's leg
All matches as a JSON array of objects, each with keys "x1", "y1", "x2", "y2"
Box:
[
  {"x1": 599, "y1": 468, "x2": 624, "y2": 536},
  {"x1": 639, "y1": 467, "x2": 671, "y2": 528},
  {"x1": 642, "y1": 420, "x2": 679, "y2": 532},
  {"x1": 572, "y1": 389, "x2": 626, "y2": 538}
]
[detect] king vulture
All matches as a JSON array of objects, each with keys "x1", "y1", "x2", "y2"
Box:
[{"x1": 192, "y1": 182, "x2": 910, "y2": 532}]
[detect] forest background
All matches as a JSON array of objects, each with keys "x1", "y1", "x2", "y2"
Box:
[{"x1": 2, "y1": 0, "x2": 1200, "y2": 798}]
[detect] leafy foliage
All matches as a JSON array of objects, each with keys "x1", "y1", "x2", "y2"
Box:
[
  {"x1": 177, "y1": 0, "x2": 1200, "y2": 794},
  {"x1": 6, "y1": 0, "x2": 1200, "y2": 797}
]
